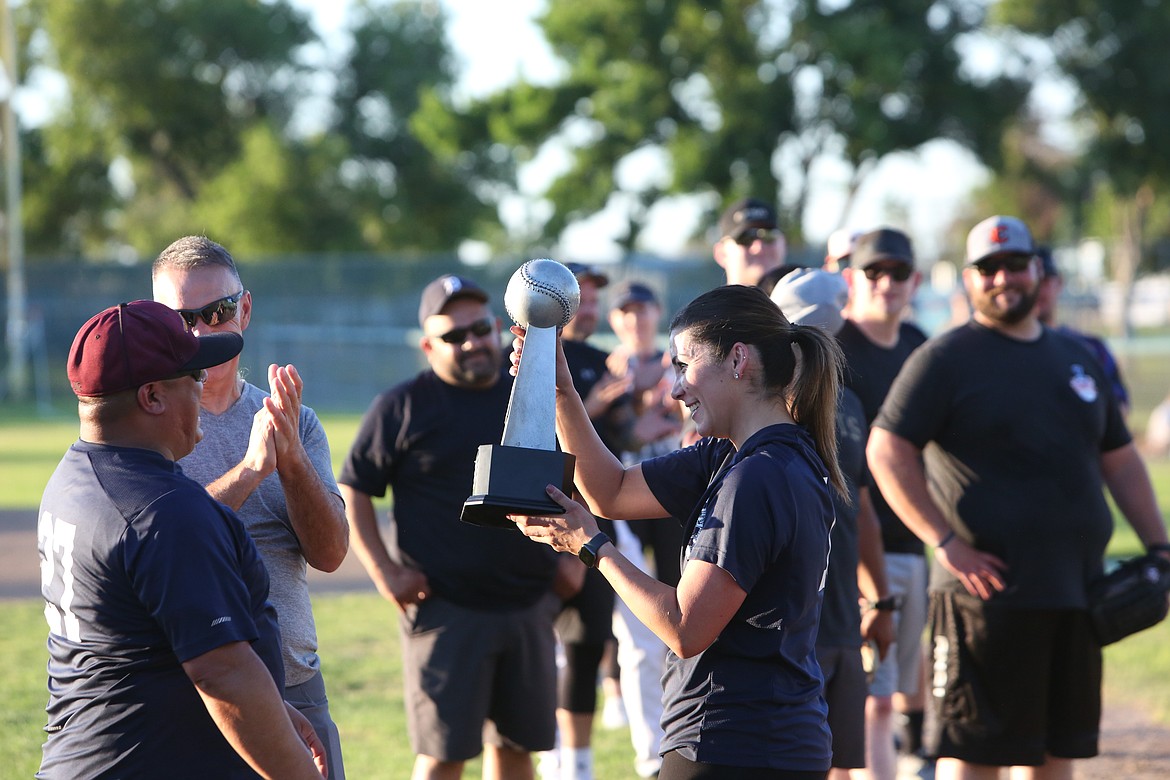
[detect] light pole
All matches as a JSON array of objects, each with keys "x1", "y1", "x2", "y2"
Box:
[{"x1": 1, "y1": 0, "x2": 27, "y2": 402}]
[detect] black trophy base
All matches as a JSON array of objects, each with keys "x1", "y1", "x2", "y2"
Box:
[{"x1": 461, "y1": 444, "x2": 576, "y2": 529}]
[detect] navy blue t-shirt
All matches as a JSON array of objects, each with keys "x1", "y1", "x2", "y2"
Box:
[
  {"x1": 37, "y1": 441, "x2": 281, "y2": 779},
  {"x1": 338, "y1": 369, "x2": 557, "y2": 610},
  {"x1": 641, "y1": 424, "x2": 833, "y2": 771},
  {"x1": 819, "y1": 387, "x2": 868, "y2": 648}
]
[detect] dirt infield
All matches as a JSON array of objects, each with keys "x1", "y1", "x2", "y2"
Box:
[{"x1": 6, "y1": 509, "x2": 1170, "y2": 777}]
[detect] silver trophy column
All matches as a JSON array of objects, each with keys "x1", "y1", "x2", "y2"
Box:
[{"x1": 461, "y1": 260, "x2": 579, "y2": 528}]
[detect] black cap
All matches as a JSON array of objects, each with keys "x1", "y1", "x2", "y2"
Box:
[
  {"x1": 851, "y1": 228, "x2": 914, "y2": 268},
  {"x1": 1035, "y1": 246, "x2": 1059, "y2": 278},
  {"x1": 718, "y1": 198, "x2": 779, "y2": 241},
  {"x1": 418, "y1": 274, "x2": 490, "y2": 327},
  {"x1": 610, "y1": 281, "x2": 660, "y2": 310},
  {"x1": 564, "y1": 262, "x2": 609, "y2": 289}
]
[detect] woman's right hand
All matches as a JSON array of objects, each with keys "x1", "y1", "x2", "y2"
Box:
[{"x1": 509, "y1": 325, "x2": 575, "y2": 393}]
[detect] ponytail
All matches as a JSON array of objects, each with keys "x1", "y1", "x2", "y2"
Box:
[
  {"x1": 787, "y1": 323, "x2": 847, "y2": 502},
  {"x1": 671, "y1": 285, "x2": 848, "y2": 502}
]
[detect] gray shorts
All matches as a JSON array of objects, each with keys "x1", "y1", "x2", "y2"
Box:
[
  {"x1": 399, "y1": 593, "x2": 559, "y2": 761},
  {"x1": 869, "y1": 552, "x2": 928, "y2": 698},
  {"x1": 815, "y1": 645, "x2": 867, "y2": 768},
  {"x1": 285, "y1": 670, "x2": 345, "y2": 780}
]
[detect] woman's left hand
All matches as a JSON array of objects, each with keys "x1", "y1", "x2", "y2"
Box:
[{"x1": 510, "y1": 485, "x2": 600, "y2": 556}]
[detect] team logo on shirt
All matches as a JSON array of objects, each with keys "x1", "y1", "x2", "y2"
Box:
[
  {"x1": 1069, "y1": 364, "x2": 1098, "y2": 403},
  {"x1": 684, "y1": 505, "x2": 710, "y2": 563}
]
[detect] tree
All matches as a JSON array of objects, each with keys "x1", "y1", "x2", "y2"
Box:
[
  {"x1": 788, "y1": 0, "x2": 1030, "y2": 232},
  {"x1": 420, "y1": 0, "x2": 1030, "y2": 254},
  {"x1": 998, "y1": 0, "x2": 1170, "y2": 333},
  {"x1": 330, "y1": 0, "x2": 497, "y2": 252},
  {"x1": 23, "y1": 0, "x2": 320, "y2": 257}
]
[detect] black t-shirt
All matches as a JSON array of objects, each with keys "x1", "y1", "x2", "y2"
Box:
[
  {"x1": 562, "y1": 337, "x2": 630, "y2": 455},
  {"x1": 338, "y1": 369, "x2": 557, "y2": 610},
  {"x1": 818, "y1": 387, "x2": 868, "y2": 648},
  {"x1": 837, "y1": 319, "x2": 928, "y2": 554},
  {"x1": 874, "y1": 322, "x2": 1131, "y2": 608}
]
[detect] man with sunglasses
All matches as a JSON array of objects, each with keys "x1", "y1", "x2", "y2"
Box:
[
  {"x1": 39, "y1": 301, "x2": 326, "y2": 779},
  {"x1": 339, "y1": 274, "x2": 560, "y2": 780},
  {"x1": 152, "y1": 236, "x2": 349, "y2": 779},
  {"x1": 713, "y1": 197, "x2": 787, "y2": 287},
  {"x1": 835, "y1": 227, "x2": 930, "y2": 780},
  {"x1": 868, "y1": 215, "x2": 1170, "y2": 780}
]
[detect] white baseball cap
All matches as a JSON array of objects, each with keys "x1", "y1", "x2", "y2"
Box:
[
  {"x1": 770, "y1": 268, "x2": 849, "y2": 335},
  {"x1": 966, "y1": 215, "x2": 1033, "y2": 265}
]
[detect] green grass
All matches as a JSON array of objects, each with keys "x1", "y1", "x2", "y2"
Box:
[
  {"x1": 1, "y1": 592, "x2": 643, "y2": 778},
  {"x1": 4, "y1": 405, "x2": 1170, "y2": 775}
]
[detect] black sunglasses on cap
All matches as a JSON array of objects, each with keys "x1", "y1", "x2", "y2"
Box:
[
  {"x1": 731, "y1": 227, "x2": 781, "y2": 246},
  {"x1": 974, "y1": 254, "x2": 1033, "y2": 277},
  {"x1": 435, "y1": 318, "x2": 494, "y2": 344},
  {"x1": 175, "y1": 291, "x2": 244, "y2": 329},
  {"x1": 862, "y1": 264, "x2": 913, "y2": 282}
]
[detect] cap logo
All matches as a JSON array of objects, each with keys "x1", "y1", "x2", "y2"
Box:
[
  {"x1": 740, "y1": 206, "x2": 770, "y2": 222},
  {"x1": 443, "y1": 276, "x2": 463, "y2": 296},
  {"x1": 990, "y1": 225, "x2": 1010, "y2": 246},
  {"x1": 1069, "y1": 364, "x2": 1098, "y2": 403}
]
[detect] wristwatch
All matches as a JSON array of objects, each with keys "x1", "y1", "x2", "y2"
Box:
[
  {"x1": 869, "y1": 595, "x2": 901, "y2": 612},
  {"x1": 578, "y1": 532, "x2": 612, "y2": 569}
]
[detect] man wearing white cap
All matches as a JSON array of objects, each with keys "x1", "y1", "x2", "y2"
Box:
[{"x1": 868, "y1": 215, "x2": 1170, "y2": 780}]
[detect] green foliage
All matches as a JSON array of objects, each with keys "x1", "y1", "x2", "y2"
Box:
[
  {"x1": 996, "y1": 0, "x2": 1170, "y2": 278},
  {"x1": 331, "y1": 0, "x2": 497, "y2": 251}
]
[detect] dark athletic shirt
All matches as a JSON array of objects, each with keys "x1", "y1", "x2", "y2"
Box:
[
  {"x1": 38, "y1": 442, "x2": 280, "y2": 779},
  {"x1": 641, "y1": 425, "x2": 833, "y2": 771},
  {"x1": 818, "y1": 387, "x2": 868, "y2": 648},
  {"x1": 837, "y1": 318, "x2": 928, "y2": 554},
  {"x1": 339, "y1": 368, "x2": 557, "y2": 611},
  {"x1": 875, "y1": 322, "x2": 1131, "y2": 608}
]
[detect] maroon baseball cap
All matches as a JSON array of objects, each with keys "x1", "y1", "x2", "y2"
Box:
[{"x1": 68, "y1": 300, "x2": 243, "y2": 397}]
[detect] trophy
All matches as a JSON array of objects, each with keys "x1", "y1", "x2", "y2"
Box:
[{"x1": 461, "y1": 259, "x2": 580, "y2": 528}]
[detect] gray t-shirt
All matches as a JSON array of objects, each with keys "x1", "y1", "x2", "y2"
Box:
[{"x1": 177, "y1": 381, "x2": 341, "y2": 685}]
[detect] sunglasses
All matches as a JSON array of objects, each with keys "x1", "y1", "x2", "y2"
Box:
[
  {"x1": 974, "y1": 255, "x2": 1033, "y2": 277},
  {"x1": 176, "y1": 291, "x2": 243, "y2": 329},
  {"x1": 862, "y1": 264, "x2": 913, "y2": 282},
  {"x1": 435, "y1": 318, "x2": 494, "y2": 344},
  {"x1": 732, "y1": 228, "x2": 781, "y2": 246},
  {"x1": 161, "y1": 368, "x2": 208, "y2": 384}
]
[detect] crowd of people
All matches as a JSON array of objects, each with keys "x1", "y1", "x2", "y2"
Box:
[{"x1": 34, "y1": 202, "x2": 1170, "y2": 780}]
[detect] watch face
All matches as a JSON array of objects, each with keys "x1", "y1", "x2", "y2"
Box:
[{"x1": 578, "y1": 533, "x2": 607, "y2": 568}]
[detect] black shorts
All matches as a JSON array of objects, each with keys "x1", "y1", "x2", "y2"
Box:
[
  {"x1": 399, "y1": 594, "x2": 559, "y2": 761},
  {"x1": 925, "y1": 591, "x2": 1101, "y2": 766},
  {"x1": 814, "y1": 645, "x2": 866, "y2": 768}
]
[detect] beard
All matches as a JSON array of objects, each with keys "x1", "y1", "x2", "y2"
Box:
[
  {"x1": 972, "y1": 282, "x2": 1040, "y2": 325},
  {"x1": 453, "y1": 347, "x2": 501, "y2": 386}
]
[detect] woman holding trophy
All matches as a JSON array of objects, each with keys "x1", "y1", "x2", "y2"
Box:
[{"x1": 510, "y1": 283, "x2": 844, "y2": 780}]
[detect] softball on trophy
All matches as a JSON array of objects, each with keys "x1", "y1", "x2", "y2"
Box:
[{"x1": 504, "y1": 258, "x2": 581, "y2": 329}]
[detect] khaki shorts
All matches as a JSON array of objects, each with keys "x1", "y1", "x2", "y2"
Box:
[{"x1": 868, "y1": 552, "x2": 928, "y2": 698}]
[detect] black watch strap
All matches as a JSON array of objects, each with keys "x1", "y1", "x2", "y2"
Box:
[
  {"x1": 578, "y1": 532, "x2": 611, "y2": 568},
  {"x1": 871, "y1": 596, "x2": 900, "y2": 612}
]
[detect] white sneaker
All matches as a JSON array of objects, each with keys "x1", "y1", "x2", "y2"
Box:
[{"x1": 601, "y1": 695, "x2": 629, "y2": 730}]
